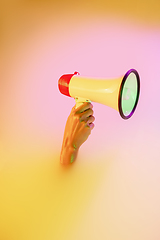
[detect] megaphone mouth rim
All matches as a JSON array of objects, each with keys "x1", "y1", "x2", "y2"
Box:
[{"x1": 118, "y1": 69, "x2": 140, "y2": 120}]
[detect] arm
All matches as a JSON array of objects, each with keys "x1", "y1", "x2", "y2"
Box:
[{"x1": 60, "y1": 102, "x2": 95, "y2": 165}]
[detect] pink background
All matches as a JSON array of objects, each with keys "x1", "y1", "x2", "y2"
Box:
[{"x1": 0, "y1": 1, "x2": 160, "y2": 239}]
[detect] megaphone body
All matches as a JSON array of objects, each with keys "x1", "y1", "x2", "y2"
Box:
[{"x1": 58, "y1": 69, "x2": 140, "y2": 119}]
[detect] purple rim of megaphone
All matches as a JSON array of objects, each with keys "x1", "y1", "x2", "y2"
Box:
[
  {"x1": 58, "y1": 72, "x2": 79, "y2": 97},
  {"x1": 118, "y1": 69, "x2": 140, "y2": 120}
]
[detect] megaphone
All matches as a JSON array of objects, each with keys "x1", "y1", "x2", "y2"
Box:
[{"x1": 58, "y1": 69, "x2": 140, "y2": 119}]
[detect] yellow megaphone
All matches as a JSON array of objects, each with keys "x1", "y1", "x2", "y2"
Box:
[{"x1": 58, "y1": 69, "x2": 140, "y2": 119}]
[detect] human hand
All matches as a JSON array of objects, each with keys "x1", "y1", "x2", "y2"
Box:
[{"x1": 60, "y1": 102, "x2": 95, "y2": 165}]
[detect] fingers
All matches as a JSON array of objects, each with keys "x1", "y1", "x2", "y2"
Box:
[
  {"x1": 86, "y1": 115, "x2": 95, "y2": 130},
  {"x1": 88, "y1": 122, "x2": 95, "y2": 130},
  {"x1": 71, "y1": 102, "x2": 95, "y2": 134},
  {"x1": 80, "y1": 108, "x2": 94, "y2": 121},
  {"x1": 81, "y1": 115, "x2": 95, "y2": 131},
  {"x1": 75, "y1": 102, "x2": 93, "y2": 114},
  {"x1": 86, "y1": 115, "x2": 95, "y2": 124}
]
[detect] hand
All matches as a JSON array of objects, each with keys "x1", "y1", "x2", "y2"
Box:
[
  {"x1": 65, "y1": 102, "x2": 95, "y2": 149},
  {"x1": 60, "y1": 102, "x2": 95, "y2": 165}
]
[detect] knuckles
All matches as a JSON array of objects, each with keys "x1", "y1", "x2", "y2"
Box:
[{"x1": 70, "y1": 105, "x2": 95, "y2": 130}]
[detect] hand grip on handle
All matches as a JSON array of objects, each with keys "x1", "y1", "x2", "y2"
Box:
[{"x1": 75, "y1": 97, "x2": 91, "y2": 109}]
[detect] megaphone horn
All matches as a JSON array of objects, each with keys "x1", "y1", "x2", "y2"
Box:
[{"x1": 58, "y1": 69, "x2": 140, "y2": 119}]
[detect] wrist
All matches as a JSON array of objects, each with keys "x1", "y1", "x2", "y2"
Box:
[
  {"x1": 60, "y1": 144, "x2": 79, "y2": 165},
  {"x1": 70, "y1": 145, "x2": 78, "y2": 163}
]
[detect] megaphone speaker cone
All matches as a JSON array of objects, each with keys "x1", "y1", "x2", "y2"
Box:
[{"x1": 118, "y1": 69, "x2": 140, "y2": 119}]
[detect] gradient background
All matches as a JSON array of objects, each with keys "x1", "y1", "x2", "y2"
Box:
[{"x1": 0, "y1": 0, "x2": 160, "y2": 239}]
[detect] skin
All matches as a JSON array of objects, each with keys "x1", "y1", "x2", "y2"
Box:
[{"x1": 60, "y1": 102, "x2": 95, "y2": 165}]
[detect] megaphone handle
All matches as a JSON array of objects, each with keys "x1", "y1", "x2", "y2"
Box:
[{"x1": 75, "y1": 97, "x2": 91, "y2": 109}]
